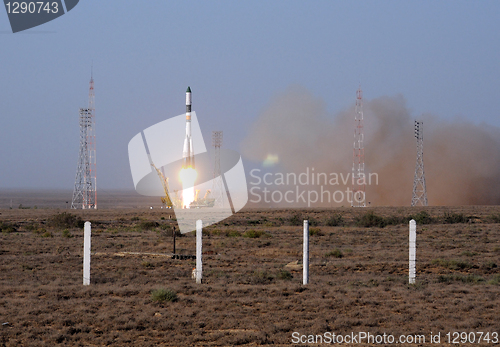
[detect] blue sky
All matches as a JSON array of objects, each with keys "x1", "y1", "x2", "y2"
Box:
[{"x1": 1, "y1": 1, "x2": 499, "y2": 190}]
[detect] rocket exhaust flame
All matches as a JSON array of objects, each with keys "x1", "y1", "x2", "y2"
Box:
[{"x1": 180, "y1": 167, "x2": 198, "y2": 209}]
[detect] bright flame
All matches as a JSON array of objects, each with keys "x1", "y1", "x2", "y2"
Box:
[{"x1": 179, "y1": 167, "x2": 198, "y2": 209}]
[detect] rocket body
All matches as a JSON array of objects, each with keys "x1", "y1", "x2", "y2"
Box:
[{"x1": 182, "y1": 87, "x2": 195, "y2": 168}]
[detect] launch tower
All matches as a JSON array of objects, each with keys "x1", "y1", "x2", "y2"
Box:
[
  {"x1": 352, "y1": 86, "x2": 366, "y2": 207},
  {"x1": 71, "y1": 72, "x2": 97, "y2": 209},
  {"x1": 411, "y1": 120, "x2": 427, "y2": 206}
]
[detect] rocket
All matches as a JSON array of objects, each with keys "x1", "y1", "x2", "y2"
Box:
[{"x1": 182, "y1": 86, "x2": 195, "y2": 168}]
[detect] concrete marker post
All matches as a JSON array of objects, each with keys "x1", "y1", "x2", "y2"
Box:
[
  {"x1": 409, "y1": 219, "x2": 416, "y2": 284},
  {"x1": 303, "y1": 220, "x2": 309, "y2": 285},
  {"x1": 83, "y1": 221, "x2": 91, "y2": 286},
  {"x1": 196, "y1": 220, "x2": 202, "y2": 284}
]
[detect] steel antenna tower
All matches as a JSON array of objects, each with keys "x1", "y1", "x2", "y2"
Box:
[
  {"x1": 71, "y1": 71, "x2": 97, "y2": 209},
  {"x1": 352, "y1": 86, "x2": 366, "y2": 207},
  {"x1": 411, "y1": 120, "x2": 427, "y2": 206},
  {"x1": 212, "y1": 131, "x2": 224, "y2": 207}
]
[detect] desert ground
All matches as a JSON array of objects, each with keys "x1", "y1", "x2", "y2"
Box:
[{"x1": 0, "y1": 202, "x2": 499, "y2": 346}]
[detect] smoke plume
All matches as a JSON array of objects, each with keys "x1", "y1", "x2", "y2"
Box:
[{"x1": 241, "y1": 85, "x2": 500, "y2": 206}]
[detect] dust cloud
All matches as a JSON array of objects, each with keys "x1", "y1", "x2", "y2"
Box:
[{"x1": 241, "y1": 85, "x2": 500, "y2": 206}]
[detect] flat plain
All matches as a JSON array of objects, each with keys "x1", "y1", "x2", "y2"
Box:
[{"x1": 0, "y1": 205, "x2": 499, "y2": 346}]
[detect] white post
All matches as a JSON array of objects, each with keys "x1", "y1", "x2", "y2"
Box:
[
  {"x1": 409, "y1": 219, "x2": 416, "y2": 284},
  {"x1": 83, "y1": 221, "x2": 91, "y2": 286},
  {"x1": 303, "y1": 220, "x2": 309, "y2": 285},
  {"x1": 196, "y1": 220, "x2": 202, "y2": 284}
]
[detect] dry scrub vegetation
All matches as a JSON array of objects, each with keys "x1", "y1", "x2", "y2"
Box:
[{"x1": 0, "y1": 206, "x2": 499, "y2": 346}]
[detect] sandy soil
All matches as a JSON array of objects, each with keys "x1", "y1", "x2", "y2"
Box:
[{"x1": 0, "y1": 206, "x2": 499, "y2": 346}]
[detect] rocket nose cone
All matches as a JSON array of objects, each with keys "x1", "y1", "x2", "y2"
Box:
[{"x1": 186, "y1": 86, "x2": 191, "y2": 93}]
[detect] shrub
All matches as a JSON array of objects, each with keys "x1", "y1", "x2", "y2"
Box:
[
  {"x1": 62, "y1": 229, "x2": 73, "y2": 238},
  {"x1": 305, "y1": 217, "x2": 319, "y2": 226},
  {"x1": 488, "y1": 214, "x2": 500, "y2": 223},
  {"x1": 25, "y1": 223, "x2": 37, "y2": 231},
  {"x1": 141, "y1": 261, "x2": 154, "y2": 268},
  {"x1": 325, "y1": 249, "x2": 343, "y2": 258},
  {"x1": 410, "y1": 211, "x2": 433, "y2": 224},
  {"x1": 483, "y1": 261, "x2": 497, "y2": 270},
  {"x1": 277, "y1": 270, "x2": 293, "y2": 280},
  {"x1": 385, "y1": 215, "x2": 406, "y2": 225},
  {"x1": 250, "y1": 270, "x2": 274, "y2": 284},
  {"x1": 309, "y1": 227, "x2": 322, "y2": 236},
  {"x1": 47, "y1": 212, "x2": 84, "y2": 229},
  {"x1": 431, "y1": 259, "x2": 473, "y2": 270},
  {"x1": 488, "y1": 274, "x2": 500, "y2": 285},
  {"x1": 34, "y1": 227, "x2": 47, "y2": 235},
  {"x1": 326, "y1": 214, "x2": 343, "y2": 227},
  {"x1": 246, "y1": 220, "x2": 261, "y2": 225},
  {"x1": 41, "y1": 231, "x2": 53, "y2": 238},
  {"x1": 289, "y1": 213, "x2": 302, "y2": 226},
  {"x1": 151, "y1": 288, "x2": 177, "y2": 302},
  {"x1": 357, "y1": 211, "x2": 386, "y2": 228},
  {"x1": 443, "y1": 212, "x2": 467, "y2": 224},
  {"x1": 139, "y1": 221, "x2": 159, "y2": 230},
  {"x1": 0, "y1": 222, "x2": 17, "y2": 233},
  {"x1": 437, "y1": 274, "x2": 484, "y2": 284},
  {"x1": 243, "y1": 229, "x2": 266, "y2": 238},
  {"x1": 226, "y1": 229, "x2": 240, "y2": 237}
]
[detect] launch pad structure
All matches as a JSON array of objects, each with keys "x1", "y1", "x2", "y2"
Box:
[
  {"x1": 212, "y1": 131, "x2": 224, "y2": 208},
  {"x1": 71, "y1": 72, "x2": 97, "y2": 209}
]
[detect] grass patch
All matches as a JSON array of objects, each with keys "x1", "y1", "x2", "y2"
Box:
[
  {"x1": 325, "y1": 248, "x2": 343, "y2": 258},
  {"x1": 350, "y1": 279, "x2": 379, "y2": 287},
  {"x1": 151, "y1": 288, "x2": 177, "y2": 302}
]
